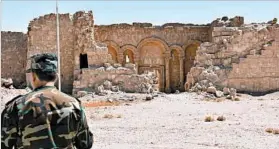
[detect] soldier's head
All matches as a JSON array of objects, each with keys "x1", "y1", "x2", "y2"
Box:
[{"x1": 26, "y1": 53, "x2": 58, "y2": 90}]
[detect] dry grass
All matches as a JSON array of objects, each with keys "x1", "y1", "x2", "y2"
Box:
[
  {"x1": 103, "y1": 114, "x2": 122, "y2": 119},
  {"x1": 217, "y1": 116, "x2": 226, "y2": 121},
  {"x1": 265, "y1": 128, "x2": 273, "y2": 133},
  {"x1": 204, "y1": 115, "x2": 214, "y2": 122},
  {"x1": 215, "y1": 98, "x2": 225, "y2": 102},
  {"x1": 234, "y1": 98, "x2": 240, "y2": 101},
  {"x1": 103, "y1": 114, "x2": 114, "y2": 119},
  {"x1": 202, "y1": 98, "x2": 212, "y2": 102},
  {"x1": 203, "y1": 98, "x2": 225, "y2": 102}
]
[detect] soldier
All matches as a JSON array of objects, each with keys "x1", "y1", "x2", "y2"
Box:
[{"x1": 1, "y1": 53, "x2": 93, "y2": 149}]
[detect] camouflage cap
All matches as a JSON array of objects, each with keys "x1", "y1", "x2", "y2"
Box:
[{"x1": 26, "y1": 53, "x2": 58, "y2": 73}]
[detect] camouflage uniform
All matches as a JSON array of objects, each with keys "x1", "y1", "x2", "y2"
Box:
[{"x1": 1, "y1": 54, "x2": 93, "y2": 149}]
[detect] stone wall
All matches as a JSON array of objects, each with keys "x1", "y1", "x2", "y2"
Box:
[
  {"x1": 1, "y1": 31, "x2": 27, "y2": 88},
  {"x1": 27, "y1": 13, "x2": 75, "y2": 94},
  {"x1": 73, "y1": 64, "x2": 152, "y2": 95},
  {"x1": 94, "y1": 24, "x2": 210, "y2": 92},
  {"x1": 95, "y1": 24, "x2": 210, "y2": 46},
  {"x1": 186, "y1": 25, "x2": 279, "y2": 94},
  {"x1": 72, "y1": 11, "x2": 112, "y2": 69},
  {"x1": 227, "y1": 27, "x2": 279, "y2": 94}
]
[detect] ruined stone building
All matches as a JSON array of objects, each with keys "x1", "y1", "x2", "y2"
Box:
[{"x1": 1, "y1": 10, "x2": 279, "y2": 95}]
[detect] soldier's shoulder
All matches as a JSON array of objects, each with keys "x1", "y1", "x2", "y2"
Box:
[
  {"x1": 52, "y1": 90, "x2": 82, "y2": 107},
  {"x1": 3, "y1": 93, "x2": 28, "y2": 113}
]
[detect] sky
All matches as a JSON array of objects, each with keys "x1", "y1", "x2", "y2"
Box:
[{"x1": 1, "y1": 1, "x2": 279, "y2": 33}]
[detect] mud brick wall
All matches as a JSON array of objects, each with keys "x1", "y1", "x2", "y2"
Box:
[{"x1": 1, "y1": 31, "x2": 27, "y2": 88}]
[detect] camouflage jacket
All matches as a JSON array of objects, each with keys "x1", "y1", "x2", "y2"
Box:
[{"x1": 1, "y1": 86, "x2": 93, "y2": 149}]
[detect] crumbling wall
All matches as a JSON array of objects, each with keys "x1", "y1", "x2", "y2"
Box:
[
  {"x1": 1, "y1": 31, "x2": 27, "y2": 88},
  {"x1": 227, "y1": 27, "x2": 279, "y2": 94},
  {"x1": 73, "y1": 64, "x2": 152, "y2": 95},
  {"x1": 27, "y1": 13, "x2": 75, "y2": 93},
  {"x1": 95, "y1": 24, "x2": 210, "y2": 46},
  {"x1": 186, "y1": 24, "x2": 278, "y2": 94},
  {"x1": 72, "y1": 11, "x2": 112, "y2": 69}
]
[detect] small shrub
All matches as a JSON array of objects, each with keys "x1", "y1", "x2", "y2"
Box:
[
  {"x1": 204, "y1": 116, "x2": 214, "y2": 122},
  {"x1": 265, "y1": 128, "x2": 273, "y2": 133},
  {"x1": 234, "y1": 98, "x2": 240, "y2": 101},
  {"x1": 272, "y1": 18, "x2": 277, "y2": 24},
  {"x1": 221, "y1": 16, "x2": 229, "y2": 22},
  {"x1": 217, "y1": 116, "x2": 226, "y2": 121}
]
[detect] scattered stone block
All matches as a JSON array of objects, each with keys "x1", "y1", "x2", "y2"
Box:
[
  {"x1": 145, "y1": 95, "x2": 153, "y2": 101},
  {"x1": 207, "y1": 86, "x2": 217, "y2": 94},
  {"x1": 215, "y1": 90, "x2": 224, "y2": 98},
  {"x1": 1, "y1": 78, "x2": 13, "y2": 88},
  {"x1": 103, "y1": 80, "x2": 112, "y2": 90},
  {"x1": 77, "y1": 91, "x2": 88, "y2": 98}
]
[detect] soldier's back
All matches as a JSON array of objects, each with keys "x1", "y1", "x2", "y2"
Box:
[{"x1": 15, "y1": 86, "x2": 83, "y2": 149}]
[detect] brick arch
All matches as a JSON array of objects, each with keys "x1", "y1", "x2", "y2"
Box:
[
  {"x1": 137, "y1": 37, "x2": 170, "y2": 54},
  {"x1": 169, "y1": 46, "x2": 181, "y2": 92},
  {"x1": 183, "y1": 40, "x2": 201, "y2": 83},
  {"x1": 182, "y1": 40, "x2": 202, "y2": 50},
  {"x1": 120, "y1": 44, "x2": 139, "y2": 63},
  {"x1": 169, "y1": 45, "x2": 184, "y2": 58},
  {"x1": 103, "y1": 40, "x2": 120, "y2": 63}
]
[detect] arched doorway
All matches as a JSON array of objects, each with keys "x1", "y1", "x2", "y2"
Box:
[
  {"x1": 170, "y1": 49, "x2": 180, "y2": 92},
  {"x1": 108, "y1": 45, "x2": 118, "y2": 63},
  {"x1": 123, "y1": 49, "x2": 135, "y2": 64},
  {"x1": 185, "y1": 44, "x2": 198, "y2": 81},
  {"x1": 138, "y1": 38, "x2": 167, "y2": 92}
]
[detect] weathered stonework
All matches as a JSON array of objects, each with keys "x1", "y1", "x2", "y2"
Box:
[
  {"x1": 1, "y1": 31, "x2": 27, "y2": 88},
  {"x1": 186, "y1": 25, "x2": 279, "y2": 95},
  {"x1": 2, "y1": 12, "x2": 279, "y2": 95},
  {"x1": 28, "y1": 13, "x2": 75, "y2": 93},
  {"x1": 94, "y1": 24, "x2": 209, "y2": 92},
  {"x1": 227, "y1": 28, "x2": 279, "y2": 94}
]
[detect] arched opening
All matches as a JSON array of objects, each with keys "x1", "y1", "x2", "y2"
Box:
[
  {"x1": 170, "y1": 49, "x2": 180, "y2": 92},
  {"x1": 139, "y1": 42, "x2": 165, "y2": 66},
  {"x1": 138, "y1": 40, "x2": 166, "y2": 91},
  {"x1": 80, "y1": 53, "x2": 88, "y2": 69},
  {"x1": 123, "y1": 49, "x2": 135, "y2": 64},
  {"x1": 185, "y1": 44, "x2": 198, "y2": 81},
  {"x1": 108, "y1": 45, "x2": 118, "y2": 63}
]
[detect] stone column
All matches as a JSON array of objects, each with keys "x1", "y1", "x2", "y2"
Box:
[
  {"x1": 165, "y1": 55, "x2": 171, "y2": 93},
  {"x1": 179, "y1": 56, "x2": 185, "y2": 91}
]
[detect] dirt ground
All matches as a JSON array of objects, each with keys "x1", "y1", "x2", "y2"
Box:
[
  {"x1": 87, "y1": 92, "x2": 279, "y2": 149},
  {"x1": 1, "y1": 88, "x2": 279, "y2": 149}
]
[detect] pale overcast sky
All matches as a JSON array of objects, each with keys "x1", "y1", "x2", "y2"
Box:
[{"x1": 1, "y1": 1, "x2": 279, "y2": 33}]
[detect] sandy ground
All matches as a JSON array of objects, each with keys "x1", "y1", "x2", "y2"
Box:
[
  {"x1": 87, "y1": 92, "x2": 279, "y2": 149},
  {"x1": 1, "y1": 88, "x2": 279, "y2": 149}
]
